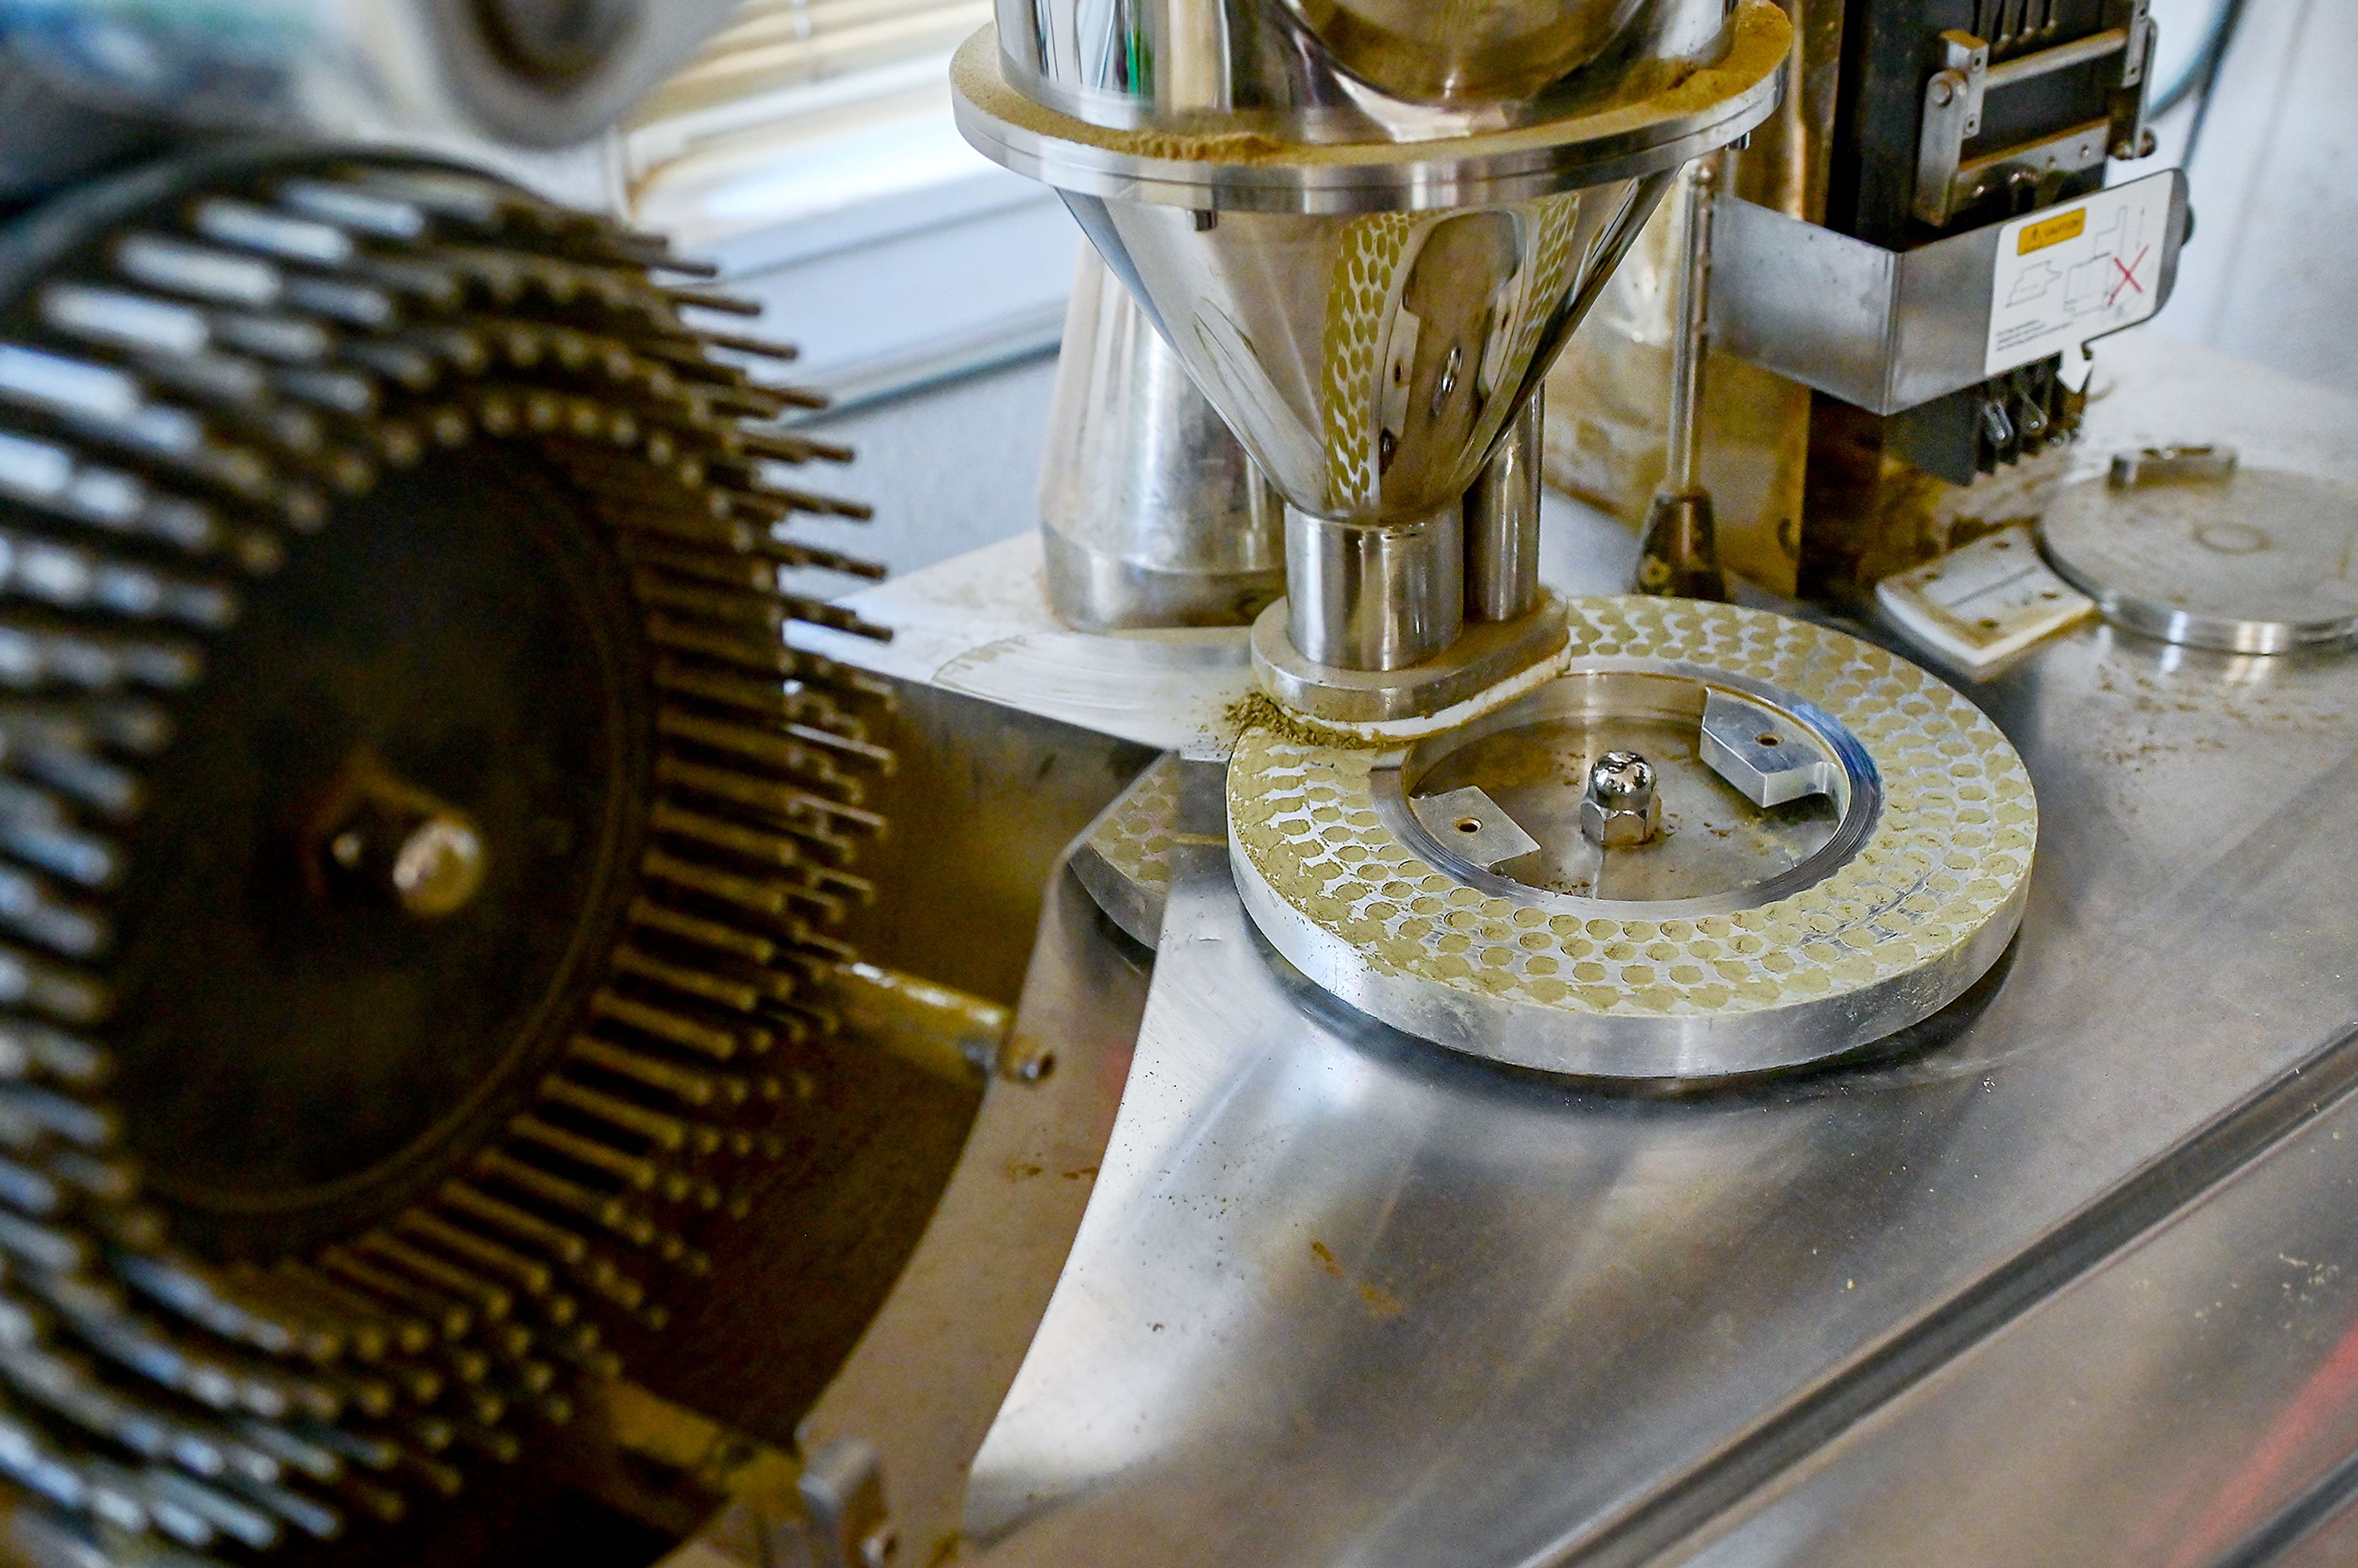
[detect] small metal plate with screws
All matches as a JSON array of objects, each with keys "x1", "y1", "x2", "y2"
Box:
[
  {"x1": 2109, "y1": 443, "x2": 2238, "y2": 488},
  {"x1": 1411, "y1": 786, "x2": 1542, "y2": 872},
  {"x1": 1698, "y1": 691, "x2": 1837, "y2": 808}
]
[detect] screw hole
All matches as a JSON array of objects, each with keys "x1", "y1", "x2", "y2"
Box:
[
  {"x1": 1454, "y1": 817, "x2": 1482, "y2": 834},
  {"x1": 1756, "y1": 733, "x2": 1780, "y2": 748}
]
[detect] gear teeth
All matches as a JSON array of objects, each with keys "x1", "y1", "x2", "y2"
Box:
[
  {"x1": 389, "y1": 1214, "x2": 555, "y2": 1305},
  {"x1": 471, "y1": 1150, "x2": 649, "y2": 1244},
  {"x1": 735, "y1": 430, "x2": 849, "y2": 465},
  {"x1": 432, "y1": 1182, "x2": 586, "y2": 1268},
  {"x1": 347, "y1": 1236, "x2": 512, "y2": 1325},
  {"x1": 0, "y1": 944, "x2": 107, "y2": 1027},
  {"x1": 0, "y1": 346, "x2": 278, "y2": 508},
  {"x1": 0, "y1": 1015, "x2": 109, "y2": 1084},
  {"x1": 0, "y1": 526, "x2": 235, "y2": 631}
]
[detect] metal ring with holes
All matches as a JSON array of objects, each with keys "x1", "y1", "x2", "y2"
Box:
[{"x1": 1227, "y1": 597, "x2": 2036, "y2": 1081}]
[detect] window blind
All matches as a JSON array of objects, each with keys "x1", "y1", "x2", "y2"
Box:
[{"x1": 623, "y1": 0, "x2": 994, "y2": 202}]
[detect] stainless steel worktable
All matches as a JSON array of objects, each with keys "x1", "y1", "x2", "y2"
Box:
[{"x1": 774, "y1": 332, "x2": 2358, "y2": 1568}]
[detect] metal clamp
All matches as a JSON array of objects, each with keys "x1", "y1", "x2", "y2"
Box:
[
  {"x1": 1411, "y1": 786, "x2": 1542, "y2": 871},
  {"x1": 1913, "y1": 0, "x2": 2155, "y2": 227},
  {"x1": 2108, "y1": 443, "x2": 2238, "y2": 488},
  {"x1": 1699, "y1": 692, "x2": 1837, "y2": 809},
  {"x1": 798, "y1": 1438, "x2": 898, "y2": 1568}
]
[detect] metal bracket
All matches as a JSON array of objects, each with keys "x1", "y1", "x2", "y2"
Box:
[
  {"x1": 1945, "y1": 118, "x2": 2113, "y2": 226},
  {"x1": 1711, "y1": 169, "x2": 2188, "y2": 416},
  {"x1": 1411, "y1": 786, "x2": 1541, "y2": 871},
  {"x1": 798, "y1": 1438, "x2": 898, "y2": 1568},
  {"x1": 2109, "y1": 443, "x2": 2238, "y2": 488},
  {"x1": 1914, "y1": 30, "x2": 1990, "y2": 229},
  {"x1": 1699, "y1": 693, "x2": 1835, "y2": 809},
  {"x1": 1913, "y1": 1, "x2": 2155, "y2": 227},
  {"x1": 2107, "y1": 0, "x2": 2158, "y2": 160}
]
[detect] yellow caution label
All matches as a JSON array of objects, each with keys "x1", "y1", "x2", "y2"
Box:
[{"x1": 2018, "y1": 207, "x2": 2088, "y2": 255}]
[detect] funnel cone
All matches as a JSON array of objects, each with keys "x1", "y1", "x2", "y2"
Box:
[{"x1": 1065, "y1": 176, "x2": 1671, "y2": 527}]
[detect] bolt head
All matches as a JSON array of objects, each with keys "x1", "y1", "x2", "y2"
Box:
[
  {"x1": 391, "y1": 817, "x2": 488, "y2": 918},
  {"x1": 1005, "y1": 1047, "x2": 1057, "y2": 1084}
]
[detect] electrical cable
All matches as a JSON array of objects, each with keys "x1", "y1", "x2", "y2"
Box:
[{"x1": 2163, "y1": 0, "x2": 2251, "y2": 166}]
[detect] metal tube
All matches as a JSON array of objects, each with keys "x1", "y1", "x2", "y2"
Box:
[
  {"x1": 1662, "y1": 157, "x2": 1718, "y2": 497},
  {"x1": 1284, "y1": 507, "x2": 1463, "y2": 671},
  {"x1": 1463, "y1": 393, "x2": 1543, "y2": 623},
  {"x1": 1038, "y1": 250, "x2": 1285, "y2": 630},
  {"x1": 1638, "y1": 153, "x2": 1730, "y2": 601},
  {"x1": 1984, "y1": 26, "x2": 2127, "y2": 89}
]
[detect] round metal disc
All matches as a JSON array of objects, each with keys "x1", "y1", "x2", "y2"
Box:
[
  {"x1": 1228, "y1": 597, "x2": 2036, "y2": 1081},
  {"x1": 2039, "y1": 467, "x2": 2358, "y2": 653}
]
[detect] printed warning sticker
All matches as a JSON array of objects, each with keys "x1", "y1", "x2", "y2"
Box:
[{"x1": 1986, "y1": 172, "x2": 2174, "y2": 376}]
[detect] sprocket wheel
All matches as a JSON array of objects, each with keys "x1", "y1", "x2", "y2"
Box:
[{"x1": 0, "y1": 145, "x2": 894, "y2": 1561}]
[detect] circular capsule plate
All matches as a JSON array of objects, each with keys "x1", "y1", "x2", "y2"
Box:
[
  {"x1": 1227, "y1": 597, "x2": 2037, "y2": 1080},
  {"x1": 2040, "y1": 466, "x2": 2358, "y2": 653}
]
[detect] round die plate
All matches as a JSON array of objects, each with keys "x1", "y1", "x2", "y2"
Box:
[
  {"x1": 1227, "y1": 597, "x2": 2037, "y2": 1081},
  {"x1": 2040, "y1": 466, "x2": 2358, "y2": 653}
]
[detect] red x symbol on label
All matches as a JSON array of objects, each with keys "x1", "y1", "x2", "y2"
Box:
[{"x1": 2106, "y1": 246, "x2": 2150, "y2": 307}]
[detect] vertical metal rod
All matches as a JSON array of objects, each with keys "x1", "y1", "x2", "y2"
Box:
[
  {"x1": 1638, "y1": 155, "x2": 1730, "y2": 602},
  {"x1": 1662, "y1": 157, "x2": 1717, "y2": 498},
  {"x1": 1463, "y1": 392, "x2": 1544, "y2": 623}
]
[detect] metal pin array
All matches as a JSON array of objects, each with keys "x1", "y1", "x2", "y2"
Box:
[
  {"x1": 1971, "y1": 0, "x2": 2060, "y2": 51},
  {"x1": 0, "y1": 153, "x2": 893, "y2": 1561}
]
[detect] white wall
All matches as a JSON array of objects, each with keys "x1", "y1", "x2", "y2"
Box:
[
  {"x1": 786, "y1": 356, "x2": 1062, "y2": 581},
  {"x1": 2144, "y1": 0, "x2": 2358, "y2": 394}
]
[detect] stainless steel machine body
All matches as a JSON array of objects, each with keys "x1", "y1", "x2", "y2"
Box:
[
  {"x1": 677, "y1": 272, "x2": 2358, "y2": 1558},
  {"x1": 760, "y1": 477, "x2": 2358, "y2": 1565},
  {"x1": 0, "y1": 0, "x2": 735, "y2": 152},
  {"x1": 647, "y1": 0, "x2": 2358, "y2": 1558},
  {"x1": 964, "y1": 616, "x2": 2358, "y2": 1565},
  {"x1": 1038, "y1": 249, "x2": 1285, "y2": 631},
  {"x1": 959, "y1": 0, "x2": 1793, "y2": 720},
  {"x1": 0, "y1": 0, "x2": 2331, "y2": 1564}
]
